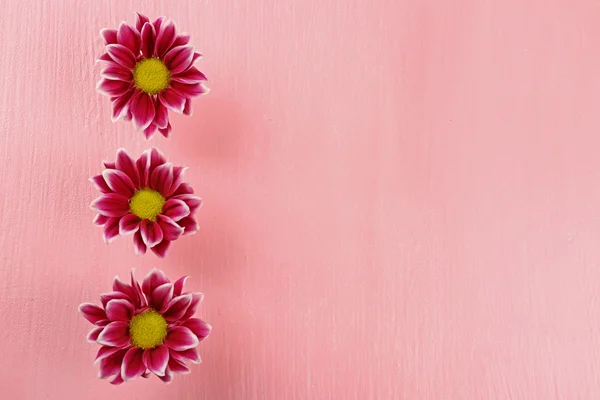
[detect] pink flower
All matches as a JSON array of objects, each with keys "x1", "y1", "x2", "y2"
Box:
[
  {"x1": 97, "y1": 13, "x2": 209, "y2": 139},
  {"x1": 90, "y1": 148, "x2": 202, "y2": 258},
  {"x1": 79, "y1": 269, "x2": 211, "y2": 385}
]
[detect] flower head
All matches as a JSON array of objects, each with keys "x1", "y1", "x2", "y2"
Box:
[
  {"x1": 90, "y1": 148, "x2": 202, "y2": 258},
  {"x1": 97, "y1": 13, "x2": 208, "y2": 139},
  {"x1": 79, "y1": 269, "x2": 211, "y2": 385}
]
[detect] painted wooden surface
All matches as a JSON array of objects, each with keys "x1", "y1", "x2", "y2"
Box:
[{"x1": 1, "y1": 0, "x2": 600, "y2": 399}]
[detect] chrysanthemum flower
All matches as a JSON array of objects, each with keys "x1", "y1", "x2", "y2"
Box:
[
  {"x1": 79, "y1": 269, "x2": 211, "y2": 385},
  {"x1": 90, "y1": 148, "x2": 202, "y2": 258},
  {"x1": 97, "y1": 13, "x2": 208, "y2": 139}
]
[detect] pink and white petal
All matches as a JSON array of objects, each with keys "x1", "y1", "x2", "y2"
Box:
[
  {"x1": 111, "y1": 89, "x2": 135, "y2": 122},
  {"x1": 144, "y1": 122, "x2": 158, "y2": 140},
  {"x1": 125, "y1": 110, "x2": 133, "y2": 121},
  {"x1": 158, "y1": 88, "x2": 186, "y2": 113},
  {"x1": 192, "y1": 52, "x2": 202, "y2": 64},
  {"x1": 113, "y1": 276, "x2": 138, "y2": 302},
  {"x1": 95, "y1": 345, "x2": 122, "y2": 364},
  {"x1": 105, "y1": 299, "x2": 134, "y2": 322},
  {"x1": 97, "y1": 53, "x2": 113, "y2": 63},
  {"x1": 171, "y1": 81, "x2": 209, "y2": 97},
  {"x1": 140, "y1": 219, "x2": 164, "y2": 248},
  {"x1": 181, "y1": 293, "x2": 204, "y2": 321},
  {"x1": 165, "y1": 166, "x2": 186, "y2": 197},
  {"x1": 170, "y1": 347, "x2": 201, "y2": 364},
  {"x1": 162, "y1": 294, "x2": 193, "y2": 322},
  {"x1": 122, "y1": 347, "x2": 146, "y2": 381},
  {"x1": 142, "y1": 268, "x2": 170, "y2": 299},
  {"x1": 153, "y1": 100, "x2": 169, "y2": 129},
  {"x1": 156, "y1": 215, "x2": 184, "y2": 241},
  {"x1": 163, "y1": 45, "x2": 194, "y2": 75},
  {"x1": 130, "y1": 91, "x2": 156, "y2": 131},
  {"x1": 164, "y1": 325, "x2": 199, "y2": 351},
  {"x1": 172, "y1": 194, "x2": 202, "y2": 214},
  {"x1": 101, "y1": 65, "x2": 133, "y2": 81},
  {"x1": 142, "y1": 371, "x2": 151, "y2": 378},
  {"x1": 93, "y1": 214, "x2": 110, "y2": 226},
  {"x1": 172, "y1": 182, "x2": 195, "y2": 196},
  {"x1": 133, "y1": 230, "x2": 147, "y2": 256},
  {"x1": 172, "y1": 276, "x2": 189, "y2": 297},
  {"x1": 168, "y1": 357, "x2": 190, "y2": 374},
  {"x1": 143, "y1": 344, "x2": 170, "y2": 377},
  {"x1": 87, "y1": 327, "x2": 104, "y2": 343},
  {"x1": 90, "y1": 193, "x2": 130, "y2": 217},
  {"x1": 151, "y1": 240, "x2": 171, "y2": 258},
  {"x1": 119, "y1": 214, "x2": 141, "y2": 236},
  {"x1": 179, "y1": 216, "x2": 199, "y2": 235},
  {"x1": 106, "y1": 44, "x2": 136, "y2": 69},
  {"x1": 150, "y1": 163, "x2": 174, "y2": 194},
  {"x1": 103, "y1": 161, "x2": 116, "y2": 169},
  {"x1": 102, "y1": 169, "x2": 135, "y2": 197},
  {"x1": 154, "y1": 19, "x2": 177, "y2": 57},
  {"x1": 158, "y1": 367, "x2": 173, "y2": 384},
  {"x1": 152, "y1": 16, "x2": 165, "y2": 36},
  {"x1": 135, "y1": 149, "x2": 151, "y2": 187},
  {"x1": 149, "y1": 148, "x2": 167, "y2": 171},
  {"x1": 183, "y1": 98, "x2": 192, "y2": 116},
  {"x1": 172, "y1": 33, "x2": 190, "y2": 47},
  {"x1": 159, "y1": 122, "x2": 172, "y2": 138},
  {"x1": 117, "y1": 22, "x2": 141, "y2": 54},
  {"x1": 103, "y1": 217, "x2": 121, "y2": 244},
  {"x1": 136, "y1": 12, "x2": 150, "y2": 32},
  {"x1": 79, "y1": 303, "x2": 107, "y2": 324},
  {"x1": 150, "y1": 282, "x2": 174, "y2": 312},
  {"x1": 140, "y1": 22, "x2": 156, "y2": 59},
  {"x1": 99, "y1": 349, "x2": 127, "y2": 379},
  {"x1": 100, "y1": 28, "x2": 118, "y2": 45},
  {"x1": 95, "y1": 319, "x2": 111, "y2": 327},
  {"x1": 130, "y1": 269, "x2": 146, "y2": 307},
  {"x1": 183, "y1": 318, "x2": 212, "y2": 341},
  {"x1": 115, "y1": 148, "x2": 140, "y2": 186},
  {"x1": 89, "y1": 175, "x2": 111, "y2": 194},
  {"x1": 172, "y1": 67, "x2": 207, "y2": 84},
  {"x1": 97, "y1": 321, "x2": 130, "y2": 347},
  {"x1": 100, "y1": 291, "x2": 131, "y2": 308},
  {"x1": 161, "y1": 199, "x2": 190, "y2": 222},
  {"x1": 96, "y1": 78, "x2": 131, "y2": 97},
  {"x1": 110, "y1": 374, "x2": 125, "y2": 385}
]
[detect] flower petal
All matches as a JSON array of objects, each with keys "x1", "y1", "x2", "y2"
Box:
[
  {"x1": 163, "y1": 294, "x2": 193, "y2": 322},
  {"x1": 79, "y1": 303, "x2": 107, "y2": 324},
  {"x1": 172, "y1": 194, "x2": 202, "y2": 215},
  {"x1": 110, "y1": 374, "x2": 124, "y2": 385},
  {"x1": 96, "y1": 78, "x2": 131, "y2": 97},
  {"x1": 154, "y1": 19, "x2": 177, "y2": 57},
  {"x1": 165, "y1": 326, "x2": 199, "y2": 351},
  {"x1": 172, "y1": 182, "x2": 195, "y2": 196},
  {"x1": 115, "y1": 148, "x2": 140, "y2": 186},
  {"x1": 171, "y1": 81, "x2": 209, "y2": 97},
  {"x1": 136, "y1": 12, "x2": 150, "y2": 32},
  {"x1": 119, "y1": 214, "x2": 141, "y2": 236},
  {"x1": 130, "y1": 269, "x2": 146, "y2": 307},
  {"x1": 170, "y1": 347, "x2": 201, "y2": 364},
  {"x1": 95, "y1": 345, "x2": 122, "y2": 364},
  {"x1": 172, "y1": 33, "x2": 190, "y2": 47},
  {"x1": 144, "y1": 122, "x2": 158, "y2": 140},
  {"x1": 102, "y1": 169, "x2": 135, "y2": 197},
  {"x1": 103, "y1": 161, "x2": 116, "y2": 169},
  {"x1": 162, "y1": 199, "x2": 190, "y2": 222},
  {"x1": 153, "y1": 100, "x2": 169, "y2": 129},
  {"x1": 158, "y1": 367, "x2": 173, "y2": 383},
  {"x1": 151, "y1": 240, "x2": 171, "y2": 258},
  {"x1": 130, "y1": 91, "x2": 156, "y2": 131},
  {"x1": 183, "y1": 318, "x2": 212, "y2": 341},
  {"x1": 142, "y1": 268, "x2": 170, "y2": 299},
  {"x1": 133, "y1": 230, "x2": 147, "y2": 255},
  {"x1": 179, "y1": 216, "x2": 199, "y2": 235},
  {"x1": 168, "y1": 357, "x2": 190, "y2": 374},
  {"x1": 111, "y1": 89, "x2": 135, "y2": 122},
  {"x1": 164, "y1": 166, "x2": 186, "y2": 197},
  {"x1": 159, "y1": 122, "x2": 172, "y2": 138},
  {"x1": 150, "y1": 163, "x2": 173, "y2": 194},
  {"x1": 101, "y1": 64, "x2": 133, "y2": 81},
  {"x1": 192, "y1": 52, "x2": 202, "y2": 64},
  {"x1": 105, "y1": 299, "x2": 134, "y2": 322},
  {"x1": 106, "y1": 44, "x2": 136, "y2": 69},
  {"x1": 87, "y1": 326, "x2": 104, "y2": 343},
  {"x1": 97, "y1": 321, "x2": 130, "y2": 347},
  {"x1": 143, "y1": 344, "x2": 170, "y2": 377},
  {"x1": 100, "y1": 28, "x2": 118, "y2": 45},
  {"x1": 103, "y1": 217, "x2": 121, "y2": 244},
  {"x1": 100, "y1": 291, "x2": 131, "y2": 308},
  {"x1": 89, "y1": 175, "x2": 111, "y2": 194},
  {"x1": 172, "y1": 66, "x2": 207, "y2": 84},
  {"x1": 90, "y1": 193, "x2": 129, "y2": 217},
  {"x1": 140, "y1": 22, "x2": 156, "y2": 59},
  {"x1": 183, "y1": 98, "x2": 192, "y2": 116},
  {"x1": 157, "y1": 215, "x2": 184, "y2": 241},
  {"x1": 140, "y1": 219, "x2": 164, "y2": 248},
  {"x1": 113, "y1": 276, "x2": 138, "y2": 303},
  {"x1": 150, "y1": 282, "x2": 174, "y2": 312},
  {"x1": 99, "y1": 348, "x2": 128, "y2": 379},
  {"x1": 97, "y1": 53, "x2": 113, "y2": 63},
  {"x1": 181, "y1": 293, "x2": 204, "y2": 321},
  {"x1": 158, "y1": 88, "x2": 186, "y2": 113},
  {"x1": 93, "y1": 214, "x2": 110, "y2": 226},
  {"x1": 117, "y1": 22, "x2": 141, "y2": 54},
  {"x1": 122, "y1": 347, "x2": 146, "y2": 381},
  {"x1": 164, "y1": 45, "x2": 194, "y2": 75}
]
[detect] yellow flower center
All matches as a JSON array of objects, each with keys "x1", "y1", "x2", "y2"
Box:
[
  {"x1": 129, "y1": 189, "x2": 165, "y2": 221},
  {"x1": 129, "y1": 310, "x2": 168, "y2": 349},
  {"x1": 133, "y1": 58, "x2": 171, "y2": 94}
]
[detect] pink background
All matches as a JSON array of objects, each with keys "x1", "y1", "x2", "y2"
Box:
[{"x1": 1, "y1": 0, "x2": 600, "y2": 399}]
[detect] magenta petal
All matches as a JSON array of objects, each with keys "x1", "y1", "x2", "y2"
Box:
[
  {"x1": 100, "y1": 28, "x2": 118, "y2": 45},
  {"x1": 164, "y1": 326, "x2": 199, "y2": 351},
  {"x1": 100, "y1": 291, "x2": 131, "y2": 308},
  {"x1": 172, "y1": 67, "x2": 207, "y2": 84},
  {"x1": 105, "y1": 299, "x2": 134, "y2": 322},
  {"x1": 181, "y1": 293, "x2": 204, "y2": 321},
  {"x1": 163, "y1": 294, "x2": 193, "y2": 322},
  {"x1": 90, "y1": 175, "x2": 111, "y2": 194},
  {"x1": 150, "y1": 163, "x2": 173, "y2": 194},
  {"x1": 172, "y1": 194, "x2": 202, "y2": 214},
  {"x1": 150, "y1": 282, "x2": 174, "y2": 312},
  {"x1": 159, "y1": 122, "x2": 172, "y2": 138},
  {"x1": 101, "y1": 65, "x2": 133, "y2": 81},
  {"x1": 140, "y1": 220, "x2": 164, "y2": 248},
  {"x1": 103, "y1": 161, "x2": 116, "y2": 169},
  {"x1": 90, "y1": 193, "x2": 129, "y2": 217},
  {"x1": 142, "y1": 269, "x2": 170, "y2": 299},
  {"x1": 99, "y1": 349, "x2": 127, "y2": 379},
  {"x1": 162, "y1": 199, "x2": 189, "y2": 222},
  {"x1": 103, "y1": 217, "x2": 121, "y2": 244},
  {"x1": 164, "y1": 45, "x2": 194, "y2": 75},
  {"x1": 144, "y1": 123, "x2": 158, "y2": 140},
  {"x1": 170, "y1": 348, "x2": 201, "y2": 364},
  {"x1": 183, "y1": 98, "x2": 192, "y2": 116},
  {"x1": 119, "y1": 214, "x2": 141, "y2": 236},
  {"x1": 172, "y1": 182, "x2": 194, "y2": 196},
  {"x1": 97, "y1": 53, "x2": 113, "y2": 63},
  {"x1": 93, "y1": 214, "x2": 110, "y2": 226},
  {"x1": 156, "y1": 215, "x2": 184, "y2": 241},
  {"x1": 143, "y1": 345, "x2": 169, "y2": 376},
  {"x1": 87, "y1": 327, "x2": 103, "y2": 343},
  {"x1": 153, "y1": 100, "x2": 169, "y2": 129},
  {"x1": 130, "y1": 91, "x2": 156, "y2": 131},
  {"x1": 97, "y1": 321, "x2": 130, "y2": 347},
  {"x1": 165, "y1": 166, "x2": 186, "y2": 197},
  {"x1": 102, "y1": 169, "x2": 135, "y2": 197},
  {"x1": 136, "y1": 12, "x2": 150, "y2": 31},
  {"x1": 172, "y1": 33, "x2": 190, "y2": 47},
  {"x1": 106, "y1": 44, "x2": 136, "y2": 69},
  {"x1": 168, "y1": 357, "x2": 190, "y2": 374},
  {"x1": 79, "y1": 303, "x2": 107, "y2": 324},
  {"x1": 110, "y1": 374, "x2": 124, "y2": 385},
  {"x1": 135, "y1": 149, "x2": 152, "y2": 187},
  {"x1": 117, "y1": 22, "x2": 141, "y2": 54},
  {"x1": 153, "y1": 16, "x2": 165, "y2": 33},
  {"x1": 96, "y1": 78, "x2": 131, "y2": 97},
  {"x1": 179, "y1": 216, "x2": 199, "y2": 235},
  {"x1": 158, "y1": 88, "x2": 186, "y2": 113},
  {"x1": 116, "y1": 148, "x2": 140, "y2": 186},
  {"x1": 172, "y1": 276, "x2": 189, "y2": 297},
  {"x1": 154, "y1": 19, "x2": 177, "y2": 57},
  {"x1": 111, "y1": 89, "x2": 135, "y2": 122},
  {"x1": 158, "y1": 367, "x2": 173, "y2": 383},
  {"x1": 171, "y1": 81, "x2": 209, "y2": 97},
  {"x1": 130, "y1": 269, "x2": 146, "y2": 307},
  {"x1": 149, "y1": 148, "x2": 167, "y2": 173},
  {"x1": 133, "y1": 230, "x2": 147, "y2": 256},
  {"x1": 113, "y1": 276, "x2": 138, "y2": 303},
  {"x1": 95, "y1": 345, "x2": 122, "y2": 364},
  {"x1": 140, "y1": 22, "x2": 156, "y2": 59},
  {"x1": 122, "y1": 347, "x2": 146, "y2": 381},
  {"x1": 192, "y1": 52, "x2": 202, "y2": 64},
  {"x1": 151, "y1": 240, "x2": 171, "y2": 258},
  {"x1": 183, "y1": 318, "x2": 212, "y2": 341}
]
